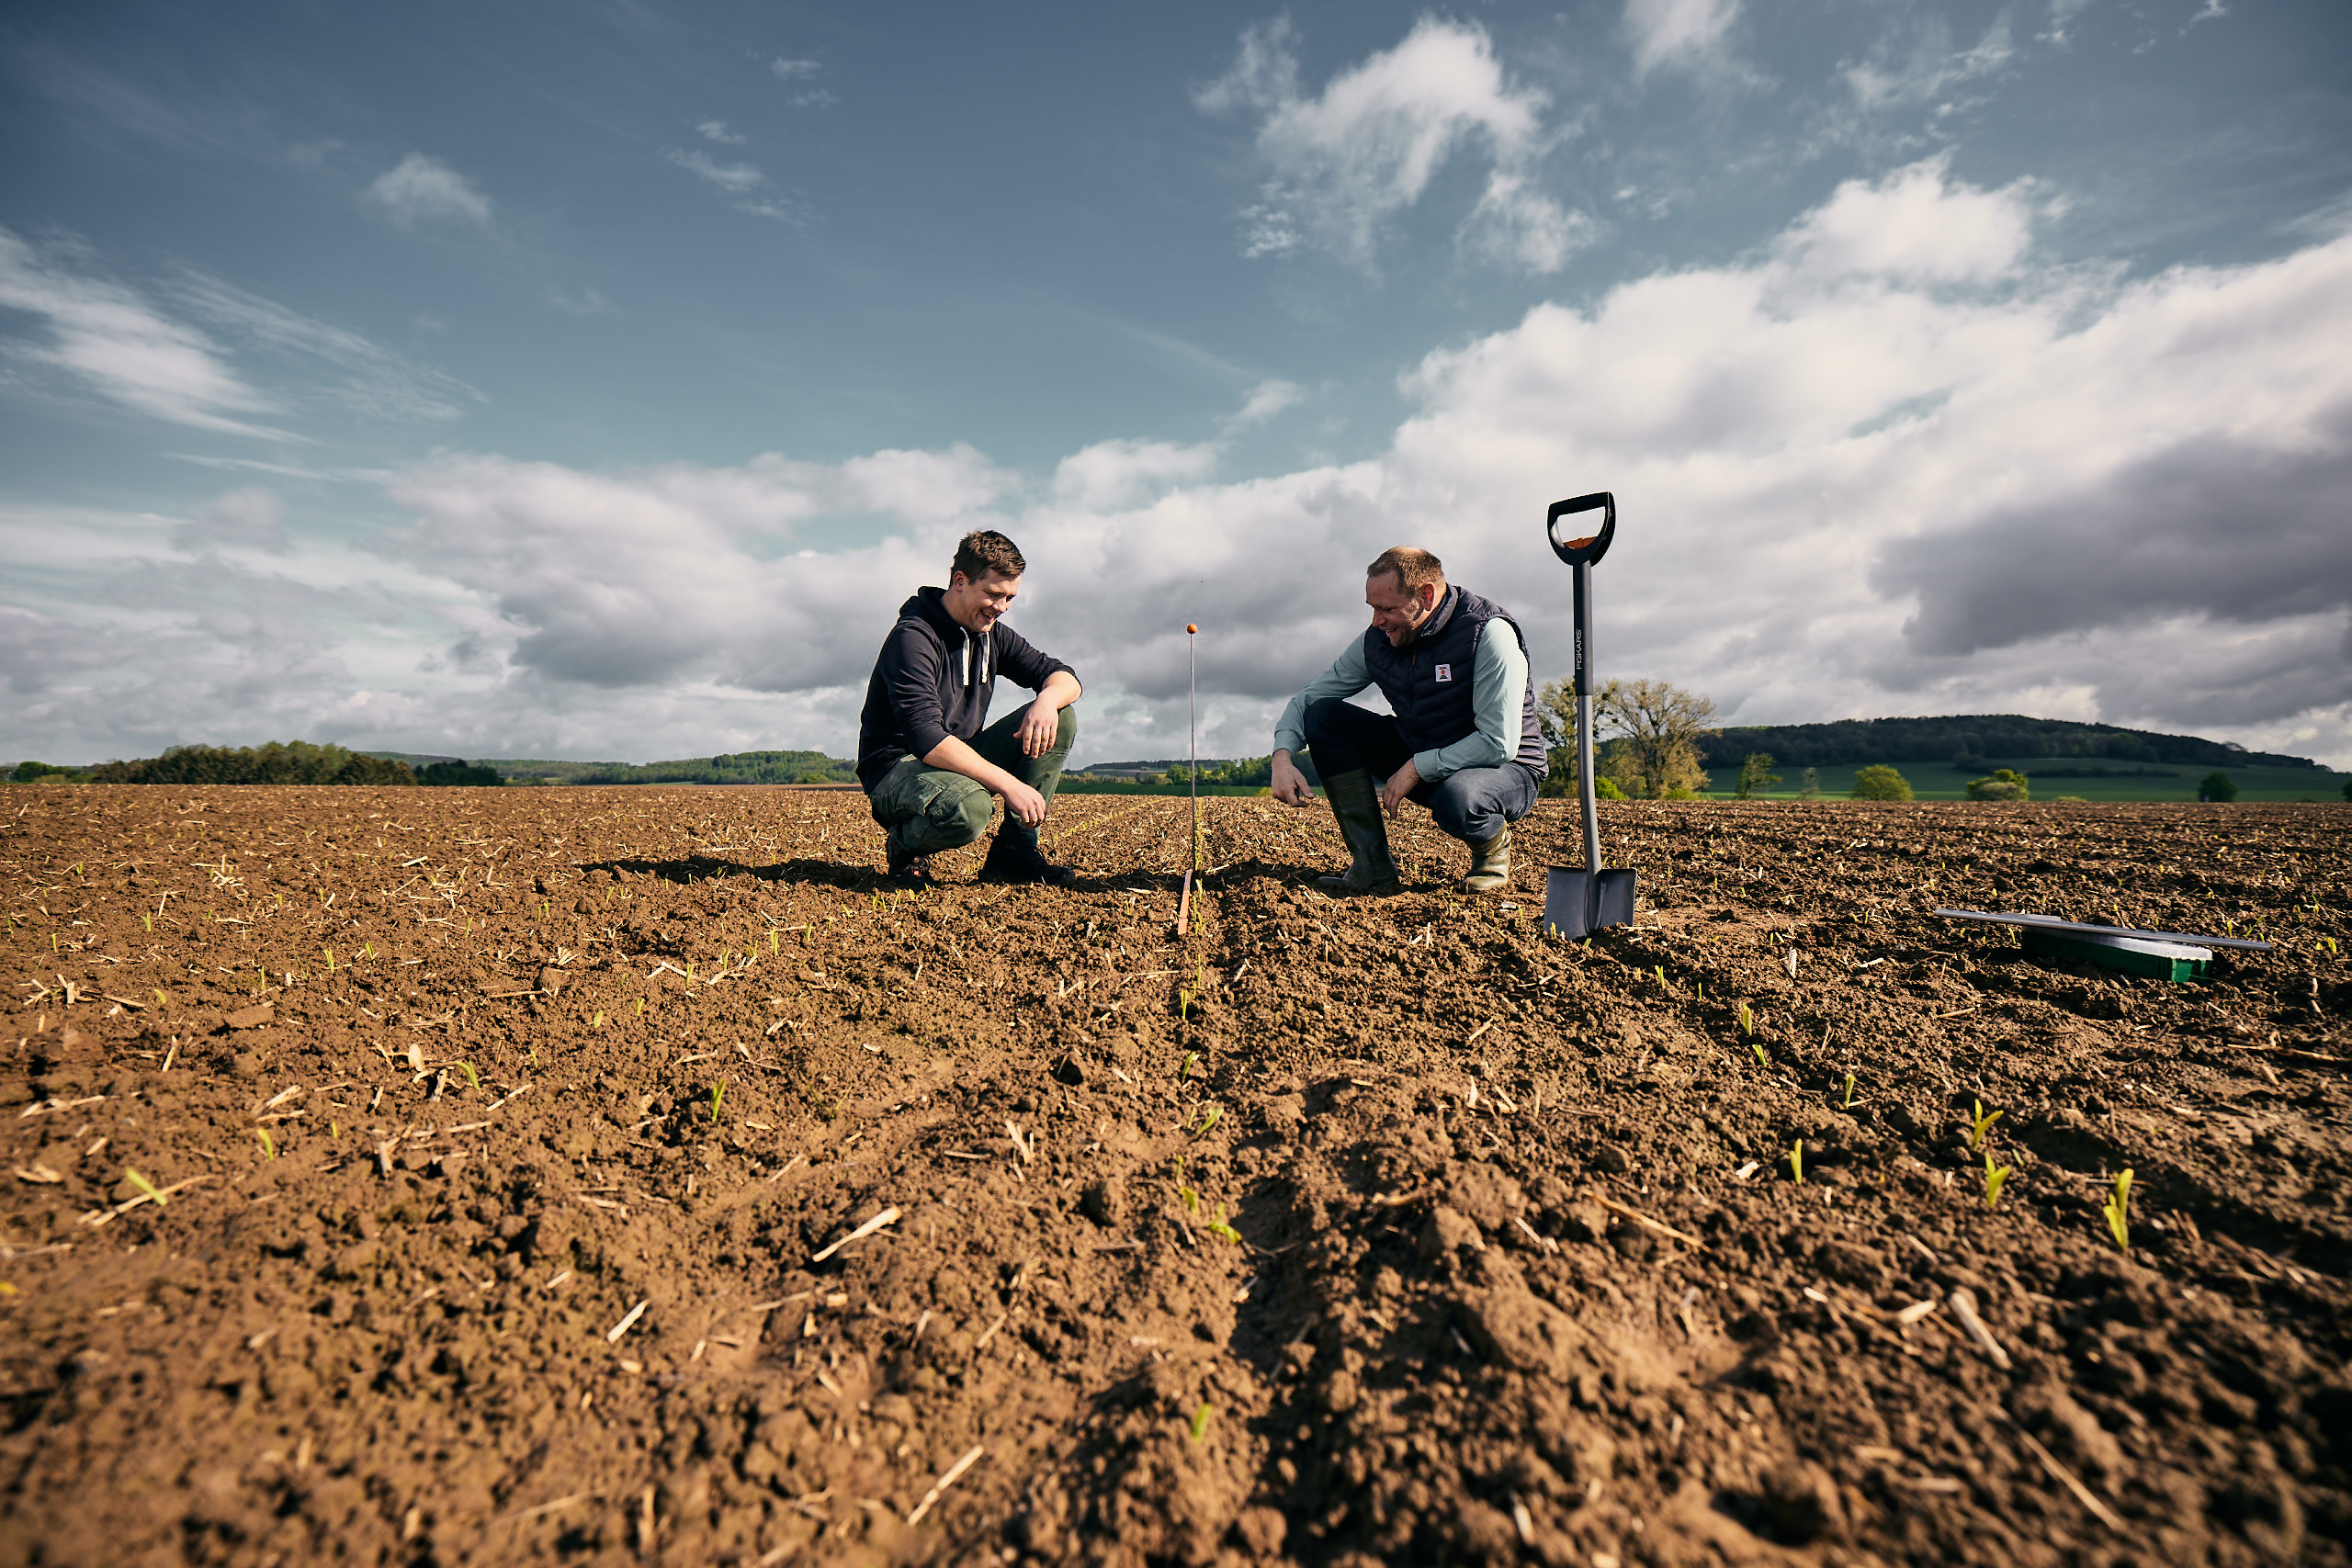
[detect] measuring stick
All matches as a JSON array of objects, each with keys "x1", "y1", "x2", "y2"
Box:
[{"x1": 1180, "y1": 623, "x2": 1199, "y2": 935}]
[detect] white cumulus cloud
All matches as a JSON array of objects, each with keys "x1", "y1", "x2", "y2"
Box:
[
  {"x1": 365, "y1": 153, "x2": 492, "y2": 227},
  {"x1": 9, "y1": 163, "x2": 2352, "y2": 769},
  {"x1": 1198, "y1": 17, "x2": 1589, "y2": 275}
]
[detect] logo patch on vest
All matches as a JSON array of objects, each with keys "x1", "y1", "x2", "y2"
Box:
[{"x1": 1433, "y1": 662, "x2": 1453, "y2": 682}]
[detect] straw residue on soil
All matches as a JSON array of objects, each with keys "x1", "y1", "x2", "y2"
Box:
[{"x1": 3, "y1": 786, "x2": 2348, "y2": 1566}]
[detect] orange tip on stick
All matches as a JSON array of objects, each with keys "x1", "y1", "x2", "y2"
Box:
[{"x1": 1186, "y1": 623, "x2": 1198, "y2": 634}]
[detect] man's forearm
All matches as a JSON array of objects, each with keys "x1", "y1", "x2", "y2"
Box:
[
  {"x1": 1038, "y1": 671, "x2": 1081, "y2": 710},
  {"x1": 921, "y1": 734, "x2": 1022, "y2": 795}
]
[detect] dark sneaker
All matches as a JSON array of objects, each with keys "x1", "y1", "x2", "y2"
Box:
[
  {"x1": 887, "y1": 846, "x2": 934, "y2": 889},
  {"x1": 979, "y1": 837, "x2": 1076, "y2": 886}
]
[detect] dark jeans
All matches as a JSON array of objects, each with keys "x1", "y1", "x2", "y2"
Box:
[
  {"x1": 867, "y1": 703, "x2": 1075, "y2": 858},
  {"x1": 1305, "y1": 697, "x2": 1537, "y2": 845}
]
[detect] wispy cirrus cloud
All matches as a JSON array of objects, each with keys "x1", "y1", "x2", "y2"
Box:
[
  {"x1": 0, "y1": 225, "x2": 289, "y2": 437},
  {"x1": 771, "y1": 55, "x2": 835, "y2": 108},
  {"x1": 666, "y1": 148, "x2": 763, "y2": 194},
  {"x1": 365, "y1": 153, "x2": 492, "y2": 227},
  {"x1": 664, "y1": 147, "x2": 810, "y2": 223},
  {"x1": 0, "y1": 226, "x2": 469, "y2": 439},
  {"x1": 1196, "y1": 17, "x2": 1593, "y2": 276},
  {"x1": 1623, "y1": 0, "x2": 1742, "y2": 76}
]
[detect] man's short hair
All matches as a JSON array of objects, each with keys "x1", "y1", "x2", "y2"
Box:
[
  {"x1": 1367, "y1": 546, "x2": 1444, "y2": 594},
  {"x1": 952, "y1": 529, "x2": 1026, "y2": 584}
]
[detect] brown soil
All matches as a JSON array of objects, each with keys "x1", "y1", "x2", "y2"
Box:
[{"x1": 4, "y1": 786, "x2": 2348, "y2": 1568}]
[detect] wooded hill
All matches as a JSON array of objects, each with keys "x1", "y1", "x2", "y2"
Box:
[{"x1": 1696, "y1": 715, "x2": 2320, "y2": 772}]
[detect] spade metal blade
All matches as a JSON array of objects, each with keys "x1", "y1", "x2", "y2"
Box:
[{"x1": 1543, "y1": 867, "x2": 1636, "y2": 940}]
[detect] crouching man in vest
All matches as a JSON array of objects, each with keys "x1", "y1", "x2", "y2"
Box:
[
  {"x1": 1269, "y1": 546, "x2": 1544, "y2": 895},
  {"x1": 855, "y1": 529, "x2": 1082, "y2": 889}
]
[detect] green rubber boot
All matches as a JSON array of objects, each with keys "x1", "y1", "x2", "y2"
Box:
[
  {"x1": 1463, "y1": 826, "x2": 1512, "y2": 895},
  {"x1": 1314, "y1": 770, "x2": 1400, "y2": 895}
]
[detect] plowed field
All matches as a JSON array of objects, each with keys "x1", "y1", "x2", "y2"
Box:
[{"x1": 4, "y1": 786, "x2": 2348, "y2": 1568}]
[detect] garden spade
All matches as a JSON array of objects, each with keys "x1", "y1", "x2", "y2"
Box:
[{"x1": 1542, "y1": 491, "x2": 1637, "y2": 940}]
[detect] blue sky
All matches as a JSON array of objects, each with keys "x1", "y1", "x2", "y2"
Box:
[{"x1": 4, "y1": 0, "x2": 2350, "y2": 767}]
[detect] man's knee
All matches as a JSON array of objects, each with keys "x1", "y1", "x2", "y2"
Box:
[
  {"x1": 1053, "y1": 704, "x2": 1077, "y2": 750},
  {"x1": 1303, "y1": 696, "x2": 1351, "y2": 745},
  {"x1": 940, "y1": 781, "x2": 995, "y2": 841}
]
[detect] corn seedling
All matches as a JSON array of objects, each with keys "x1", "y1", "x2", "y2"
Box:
[
  {"x1": 1180, "y1": 1051, "x2": 1201, "y2": 1080},
  {"x1": 709, "y1": 1082, "x2": 726, "y2": 1123},
  {"x1": 329, "y1": 1121, "x2": 340, "y2": 1139},
  {"x1": 2321, "y1": 936, "x2": 2340, "y2": 957},
  {"x1": 141, "y1": 912, "x2": 153, "y2": 932},
  {"x1": 1749, "y1": 1040, "x2": 1769, "y2": 1068},
  {"x1": 1192, "y1": 1105, "x2": 1222, "y2": 1138},
  {"x1": 1967, "y1": 1099, "x2": 2005, "y2": 1149},
  {"x1": 769, "y1": 929, "x2": 779, "y2": 954},
  {"x1": 592, "y1": 1011, "x2": 605, "y2": 1028},
  {"x1": 1655, "y1": 964, "x2": 1667, "y2": 987},
  {"x1": 1172, "y1": 1156, "x2": 1200, "y2": 1213},
  {"x1": 255, "y1": 1128, "x2": 277, "y2": 1160},
  {"x1": 125, "y1": 1168, "x2": 166, "y2": 1206},
  {"x1": 1694, "y1": 978, "x2": 1705, "y2": 1002},
  {"x1": 1982, "y1": 1149, "x2": 2012, "y2": 1210},
  {"x1": 636, "y1": 998, "x2": 646, "y2": 1016},
  {"x1": 1841, "y1": 1071, "x2": 1856, "y2": 1110},
  {"x1": 2102, "y1": 1168, "x2": 2133, "y2": 1251},
  {"x1": 458, "y1": 1061, "x2": 481, "y2": 1090},
  {"x1": 1207, "y1": 1207, "x2": 1242, "y2": 1245},
  {"x1": 1188, "y1": 1404, "x2": 1213, "y2": 1443},
  {"x1": 1788, "y1": 1139, "x2": 1804, "y2": 1184},
  {"x1": 322, "y1": 947, "x2": 335, "y2": 971},
  {"x1": 1736, "y1": 1001, "x2": 1756, "y2": 1037},
  {"x1": 153, "y1": 989, "x2": 167, "y2": 1007}
]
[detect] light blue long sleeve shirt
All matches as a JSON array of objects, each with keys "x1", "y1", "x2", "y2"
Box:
[{"x1": 1273, "y1": 621, "x2": 1528, "y2": 782}]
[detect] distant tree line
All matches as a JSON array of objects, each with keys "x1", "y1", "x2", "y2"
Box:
[
  {"x1": 542, "y1": 750, "x2": 858, "y2": 786},
  {"x1": 1696, "y1": 716, "x2": 2317, "y2": 771},
  {"x1": 73, "y1": 742, "x2": 418, "y2": 785},
  {"x1": 10, "y1": 742, "x2": 510, "y2": 786}
]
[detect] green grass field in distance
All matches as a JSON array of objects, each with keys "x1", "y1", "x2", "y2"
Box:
[{"x1": 1711, "y1": 758, "x2": 2348, "y2": 803}]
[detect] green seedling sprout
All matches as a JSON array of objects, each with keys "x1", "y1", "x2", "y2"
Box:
[
  {"x1": 1694, "y1": 978, "x2": 1705, "y2": 1002},
  {"x1": 1655, "y1": 964, "x2": 1667, "y2": 987},
  {"x1": 153, "y1": 989, "x2": 167, "y2": 1008},
  {"x1": 1968, "y1": 1099, "x2": 2004, "y2": 1150},
  {"x1": 1982, "y1": 1149, "x2": 2012, "y2": 1211},
  {"x1": 1188, "y1": 1404, "x2": 1213, "y2": 1443},
  {"x1": 458, "y1": 1061, "x2": 481, "y2": 1090},
  {"x1": 1736, "y1": 1001, "x2": 1755, "y2": 1037},
  {"x1": 1172, "y1": 1156, "x2": 1200, "y2": 1213},
  {"x1": 2103, "y1": 1168, "x2": 2133, "y2": 1251},
  {"x1": 125, "y1": 1168, "x2": 166, "y2": 1207},
  {"x1": 710, "y1": 1082, "x2": 726, "y2": 1122},
  {"x1": 1749, "y1": 1040, "x2": 1769, "y2": 1068},
  {"x1": 1207, "y1": 1207, "x2": 1242, "y2": 1245},
  {"x1": 1788, "y1": 1139, "x2": 1804, "y2": 1184},
  {"x1": 329, "y1": 1121, "x2": 340, "y2": 1139},
  {"x1": 1192, "y1": 1105, "x2": 1222, "y2": 1138},
  {"x1": 1180, "y1": 1051, "x2": 1201, "y2": 1081},
  {"x1": 592, "y1": 1011, "x2": 605, "y2": 1029},
  {"x1": 1841, "y1": 1071, "x2": 1856, "y2": 1110},
  {"x1": 769, "y1": 929, "x2": 779, "y2": 955},
  {"x1": 141, "y1": 912, "x2": 153, "y2": 932},
  {"x1": 255, "y1": 1128, "x2": 277, "y2": 1160}
]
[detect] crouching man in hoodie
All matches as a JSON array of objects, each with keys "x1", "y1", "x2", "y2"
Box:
[
  {"x1": 1269, "y1": 546, "x2": 1544, "y2": 895},
  {"x1": 856, "y1": 529, "x2": 1082, "y2": 888}
]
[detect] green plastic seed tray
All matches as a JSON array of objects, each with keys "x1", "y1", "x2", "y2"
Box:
[{"x1": 2021, "y1": 926, "x2": 2211, "y2": 983}]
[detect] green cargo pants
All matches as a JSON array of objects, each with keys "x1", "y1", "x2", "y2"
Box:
[{"x1": 866, "y1": 703, "x2": 1076, "y2": 860}]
